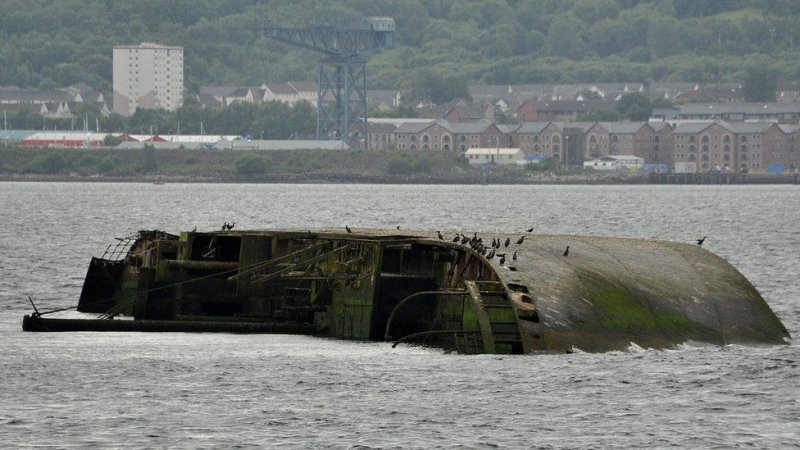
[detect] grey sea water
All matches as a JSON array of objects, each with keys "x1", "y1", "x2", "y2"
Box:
[{"x1": 0, "y1": 182, "x2": 798, "y2": 448}]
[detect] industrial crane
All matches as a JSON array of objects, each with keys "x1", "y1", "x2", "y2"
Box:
[{"x1": 263, "y1": 17, "x2": 395, "y2": 148}]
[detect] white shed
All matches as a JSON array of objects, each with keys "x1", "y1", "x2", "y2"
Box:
[
  {"x1": 464, "y1": 147, "x2": 524, "y2": 166},
  {"x1": 584, "y1": 155, "x2": 644, "y2": 171}
]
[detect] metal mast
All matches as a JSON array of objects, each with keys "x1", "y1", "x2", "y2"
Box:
[{"x1": 263, "y1": 17, "x2": 395, "y2": 148}]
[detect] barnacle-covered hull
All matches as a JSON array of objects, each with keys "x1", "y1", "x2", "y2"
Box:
[{"x1": 22, "y1": 228, "x2": 791, "y2": 353}]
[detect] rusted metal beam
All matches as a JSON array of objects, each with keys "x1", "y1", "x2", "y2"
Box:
[
  {"x1": 228, "y1": 241, "x2": 329, "y2": 281},
  {"x1": 250, "y1": 245, "x2": 350, "y2": 285},
  {"x1": 166, "y1": 260, "x2": 240, "y2": 271}
]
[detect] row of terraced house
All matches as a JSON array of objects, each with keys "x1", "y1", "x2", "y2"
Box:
[{"x1": 367, "y1": 119, "x2": 800, "y2": 174}]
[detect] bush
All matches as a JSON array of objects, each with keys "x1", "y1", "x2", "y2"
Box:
[
  {"x1": 235, "y1": 153, "x2": 271, "y2": 175},
  {"x1": 78, "y1": 153, "x2": 101, "y2": 168},
  {"x1": 98, "y1": 155, "x2": 121, "y2": 172},
  {"x1": 281, "y1": 151, "x2": 321, "y2": 173},
  {"x1": 139, "y1": 144, "x2": 158, "y2": 173},
  {"x1": 22, "y1": 152, "x2": 68, "y2": 174},
  {"x1": 524, "y1": 157, "x2": 559, "y2": 172},
  {"x1": 386, "y1": 156, "x2": 413, "y2": 174}
]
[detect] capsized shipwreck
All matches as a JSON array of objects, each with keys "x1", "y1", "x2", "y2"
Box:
[{"x1": 23, "y1": 228, "x2": 790, "y2": 354}]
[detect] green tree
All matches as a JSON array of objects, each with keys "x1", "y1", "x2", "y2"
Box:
[
  {"x1": 235, "y1": 153, "x2": 270, "y2": 175},
  {"x1": 386, "y1": 155, "x2": 413, "y2": 174},
  {"x1": 647, "y1": 17, "x2": 683, "y2": 58},
  {"x1": 139, "y1": 144, "x2": 158, "y2": 173},
  {"x1": 742, "y1": 66, "x2": 777, "y2": 102},
  {"x1": 544, "y1": 15, "x2": 586, "y2": 59},
  {"x1": 617, "y1": 93, "x2": 652, "y2": 121}
]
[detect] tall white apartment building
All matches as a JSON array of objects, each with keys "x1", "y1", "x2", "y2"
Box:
[{"x1": 113, "y1": 42, "x2": 183, "y2": 116}]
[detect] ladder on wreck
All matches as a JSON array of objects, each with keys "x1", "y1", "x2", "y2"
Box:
[{"x1": 464, "y1": 280, "x2": 525, "y2": 355}]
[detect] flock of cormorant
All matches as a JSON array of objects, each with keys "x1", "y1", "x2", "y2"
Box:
[{"x1": 431, "y1": 228, "x2": 541, "y2": 266}]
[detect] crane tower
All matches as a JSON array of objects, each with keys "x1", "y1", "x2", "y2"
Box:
[{"x1": 263, "y1": 17, "x2": 395, "y2": 148}]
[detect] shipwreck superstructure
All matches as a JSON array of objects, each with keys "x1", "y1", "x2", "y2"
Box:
[{"x1": 23, "y1": 228, "x2": 790, "y2": 354}]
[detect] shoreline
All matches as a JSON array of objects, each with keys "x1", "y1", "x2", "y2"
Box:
[{"x1": 1, "y1": 172, "x2": 798, "y2": 185}]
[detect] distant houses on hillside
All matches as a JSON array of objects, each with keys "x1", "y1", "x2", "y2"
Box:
[{"x1": 0, "y1": 84, "x2": 110, "y2": 119}]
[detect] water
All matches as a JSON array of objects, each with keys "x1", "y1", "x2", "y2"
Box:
[{"x1": 1, "y1": 183, "x2": 798, "y2": 448}]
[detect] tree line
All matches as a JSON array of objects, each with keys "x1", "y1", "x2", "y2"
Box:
[
  {"x1": 5, "y1": 98, "x2": 316, "y2": 139},
  {"x1": 1, "y1": 0, "x2": 799, "y2": 104}
]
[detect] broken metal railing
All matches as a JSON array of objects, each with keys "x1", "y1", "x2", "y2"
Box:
[{"x1": 100, "y1": 234, "x2": 136, "y2": 261}]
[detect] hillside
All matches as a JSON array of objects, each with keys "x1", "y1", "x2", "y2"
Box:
[{"x1": 2, "y1": 0, "x2": 800, "y2": 95}]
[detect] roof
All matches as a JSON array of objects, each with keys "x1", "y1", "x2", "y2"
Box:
[
  {"x1": 464, "y1": 147, "x2": 522, "y2": 156},
  {"x1": 649, "y1": 121, "x2": 672, "y2": 132},
  {"x1": 495, "y1": 124, "x2": 518, "y2": 134},
  {"x1": 717, "y1": 121, "x2": 775, "y2": 134},
  {"x1": 116, "y1": 141, "x2": 207, "y2": 150},
  {"x1": 219, "y1": 140, "x2": 349, "y2": 151},
  {"x1": 199, "y1": 86, "x2": 241, "y2": 98},
  {"x1": 778, "y1": 124, "x2": 800, "y2": 133},
  {"x1": 264, "y1": 83, "x2": 297, "y2": 95},
  {"x1": 197, "y1": 93, "x2": 223, "y2": 108},
  {"x1": 598, "y1": 122, "x2": 648, "y2": 134},
  {"x1": 671, "y1": 120, "x2": 775, "y2": 135},
  {"x1": 597, "y1": 154, "x2": 644, "y2": 161},
  {"x1": 0, "y1": 130, "x2": 37, "y2": 140},
  {"x1": 21, "y1": 132, "x2": 111, "y2": 141},
  {"x1": 679, "y1": 102, "x2": 800, "y2": 116},
  {"x1": 534, "y1": 99, "x2": 617, "y2": 113},
  {"x1": 367, "y1": 123, "x2": 398, "y2": 133},
  {"x1": 672, "y1": 122, "x2": 715, "y2": 134},
  {"x1": 228, "y1": 87, "x2": 252, "y2": 97},
  {"x1": 113, "y1": 42, "x2": 183, "y2": 51},
  {"x1": 515, "y1": 122, "x2": 553, "y2": 133},
  {"x1": 554, "y1": 121, "x2": 597, "y2": 133},
  {"x1": 468, "y1": 84, "x2": 515, "y2": 99},
  {"x1": 0, "y1": 89, "x2": 74, "y2": 103},
  {"x1": 649, "y1": 82, "x2": 699, "y2": 92},
  {"x1": 125, "y1": 134, "x2": 237, "y2": 143},
  {"x1": 394, "y1": 121, "x2": 434, "y2": 134},
  {"x1": 287, "y1": 81, "x2": 317, "y2": 92},
  {"x1": 443, "y1": 120, "x2": 495, "y2": 134}
]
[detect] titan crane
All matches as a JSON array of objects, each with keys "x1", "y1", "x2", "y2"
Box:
[{"x1": 263, "y1": 17, "x2": 395, "y2": 148}]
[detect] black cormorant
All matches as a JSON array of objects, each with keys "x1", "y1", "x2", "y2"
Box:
[{"x1": 563, "y1": 246, "x2": 570, "y2": 257}]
